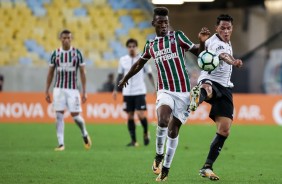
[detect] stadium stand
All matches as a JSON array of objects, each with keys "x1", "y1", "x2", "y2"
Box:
[{"x1": 0, "y1": 0, "x2": 155, "y2": 67}]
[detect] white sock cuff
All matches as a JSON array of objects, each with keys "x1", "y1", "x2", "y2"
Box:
[
  {"x1": 167, "y1": 136, "x2": 179, "y2": 149},
  {"x1": 157, "y1": 126, "x2": 168, "y2": 137}
]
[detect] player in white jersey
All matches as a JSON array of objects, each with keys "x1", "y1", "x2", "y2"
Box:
[
  {"x1": 189, "y1": 14, "x2": 243, "y2": 180},
  {"x1": 118, "y1": 7, "x2": 210, "y2": 181},
  {"x1": 45, "y1": 30, "x2": 91, "y2": 151},
  {"x1": 113, "y1": 38, "x2": 155, "y2": 147}
]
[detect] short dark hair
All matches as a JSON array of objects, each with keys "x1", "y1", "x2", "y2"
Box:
[
  {"x1": 60, "y1": 29, "x2": 71, "y2": 37},
  {"x1": 126, "y1": 38, "x2": 138, "y2": 47},
  {"x1": 153, "y1": 7, "x2": 169, "y2": 18},
  {"x1": 216, "y1": 14, "x2": 233, "y2": 25}
]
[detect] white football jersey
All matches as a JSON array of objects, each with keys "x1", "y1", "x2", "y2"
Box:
[
  {"x1": 118, "y1": 54, "x2": 152, "y2": 96},
  {"x1": 198, "y1": 34, "x2": 234, "y2": 87}
]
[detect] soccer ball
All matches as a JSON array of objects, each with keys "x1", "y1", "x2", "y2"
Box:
[{"x1": 197, "y1": 50, "x2": 219, "y2": 71}]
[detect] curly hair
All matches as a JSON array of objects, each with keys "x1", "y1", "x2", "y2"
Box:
[{"x1": 153, "y1": 7, "x2": 169, "y2": 17}]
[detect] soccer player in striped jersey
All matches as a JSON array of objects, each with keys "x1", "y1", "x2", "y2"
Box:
[
  {"x1": 45, "y1": 29, "x2": 91, "y2": 151},
  {"x1": 118, "y1": 7, "x2": 210, "y2": 181},
  {"x1": 189, "y1": 14, "x2": 243, "y2": 180}
]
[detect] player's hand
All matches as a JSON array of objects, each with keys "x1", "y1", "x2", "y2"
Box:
[
  {"x1": 118, "y1": 78, "x2": 128, "y2": 88},
  {"x1": 198, "y1": 27, "x2": 211, "y2": 43},
  {"x1": 233, "y1": 59, "x2": 243, "y2": 68},
  {"x1": 81, "y1": 93, "x2": 87, "y2": 104},
  {"x1": 112, "y1": 91, "x2": 117, "y2": 100},
  {"x1": 45, "y1": 92, "x2": 52, "y2": 103}
]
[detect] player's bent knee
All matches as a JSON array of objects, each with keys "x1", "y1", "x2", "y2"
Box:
[
  {"x1": 201, "y1": 84, "x2": 212, "y2": 96},
  {"x1": 218, "y1": 129, "x2": 230, "y2": 137},
  {"x1": 158, "y1": 116, "x2": 170, "y2": 127}
]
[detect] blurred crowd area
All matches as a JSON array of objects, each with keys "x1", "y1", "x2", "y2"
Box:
[
  {"x1": 0, "y1": 0, "x2": 282, "y2": 94},
  {"x1": 0, "y1": 0, "x2": 154, "y2": 68}
]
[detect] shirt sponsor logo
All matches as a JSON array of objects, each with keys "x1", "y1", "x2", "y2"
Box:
[
  {"x1": 154, "y1": 48, "x2": 178, "y2": 61},
  {"x1": 216, "y1": 45, "x2": 224, "y2": 52}
]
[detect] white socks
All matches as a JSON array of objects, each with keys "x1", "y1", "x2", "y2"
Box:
[
  {"x1": 56, "y1": 112, "x2": 64, "y2": 146},
  {"x1": 73, "y1": 115, "x2": 88, "y2": 137},
  {"x1": 156, "y1": 126, "x2": 168, "y2": 155},
  {"x1": 163, "y1": 136, "x2": 179, "y2": 168}
]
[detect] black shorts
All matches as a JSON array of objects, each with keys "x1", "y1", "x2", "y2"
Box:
[
  {"x1": 123, "y1": 95, "x2": 147, "y2": 112},
  {"x1": 199, "y1": 79, "x2": 234, "y2": 122}
]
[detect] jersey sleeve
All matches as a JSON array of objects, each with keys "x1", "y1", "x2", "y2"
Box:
[
  {"x1": 117, "y1": 58, "x2": 124, "y2": 74},
  {"x1": 176, "y1": 31, "x2": 195, "y2": 51},
  {"x1": 140, "y1": 41, "x2": 151, "y2": 61},
  {"x1": 77, "y1": 49, "x2": 85, "y2": 66},
  {"x1": 49, "y1": 51, "x2": 56, "y2": 67}
]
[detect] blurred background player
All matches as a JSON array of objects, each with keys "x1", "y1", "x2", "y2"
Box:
[
  {"x1": 0, "y1": 74, "x2": 4, "y2": 92},
  {"x1": 99, "y1": 72, "x2": 115, "y2": 92},
  {"x1": 189, "y1": 14, "x2": 243, "y2": 180},
  {"x1": 45, "y1": 29, "x2": 92, "y2": 151},
  {"x1": 113, "y1": 38, "x2": 155, "y2": 147},
  {"x1": 118, "y1": 7, "x2": 210, "y2": 181}
]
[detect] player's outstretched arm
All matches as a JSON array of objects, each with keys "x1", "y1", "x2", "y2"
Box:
[
  {"x1": 189, "y1": 27, "x2": 211, "y2": 56},
  {"x1": 118, "y1": 58, "x2": 147, "y2": 88},
  {"x1": 198, "y1": 27, "x2": 211, "y2": 54},
  {"x1": 219, "y1": 53, "x2": 243, "y2": 68},
  {"x1": 45, "y1": 66, "x2": 55, "y2": 103},
  {"x1": 79, "y1": 65, "x2": 87, "y2": 103}
]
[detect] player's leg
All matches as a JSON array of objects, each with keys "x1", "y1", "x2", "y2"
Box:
[
  {"x1": 200, "y1": 117, "x2": 231, "y2": 180},
  {"x1": 156, "y1": 91, "x2": 190, "y2": 181},
  {"x1": 55, "y1": 111, "x2": 65, "y2": 151},
  {"x1": 189, "y1": 80, "x2": 213, "y2": 111},
  {"x1": 126, "y1": 111, "x2": 138, "y2": 146},
  {"x1": 200, "y1": 89, "x2": 233, "y2": 180},
  {"x1": 152, "y1": 92, "x2": 174, "y2": 175},
  {"x1": 153, "y1": 105, "x2": 171, "y2": 175},
  {"x1": 67, "y1": 89, "x2": 91, "y2": 150},
  {"x1": 70, "y1": 112, "x2": 91, "y2": 149},
  {"x1": 136, "y1": 110, "x2": 150, "y2": 145},
  {"x1": 123, "y1": 96, "x2": 138, "y2": 147},
  {"x1": 156, "y1": 116, "x2": 182, "y2": 182},
  {"x1": 123, "y1": 96, "x2": 138, "y2": 146},
  {"x1": 53, "y1": 88, "x2": 66, "y2": 151},
  {"x1": 135, "y1": 95, "x2": 149, "y2": 146}
]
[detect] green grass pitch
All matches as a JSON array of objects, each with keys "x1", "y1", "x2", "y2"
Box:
[{"x1": 0, "y1": 123, "x2": 281, "y2": 184}]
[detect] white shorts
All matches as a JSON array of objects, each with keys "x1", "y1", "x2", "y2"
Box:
[
  {"x1": 156, "y1": 90, "x2": 190, "y2": 124},
  {"x1": 53, "y1": 88, "x2": 82, "y2": 112}
]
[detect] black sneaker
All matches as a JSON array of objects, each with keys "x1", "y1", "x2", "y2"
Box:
[
  {"x1": 156, "y1": 166, "x2": 169, "y2": 181},
  {"x1": 144, "y1": 132, "x2": 150, "y2": 146},
  {"x1": 152, "y1": 153, "x2": 164, "y2": 175}
]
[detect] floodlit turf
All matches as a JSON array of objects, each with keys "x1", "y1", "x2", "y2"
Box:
[{"x1": 0, "y1": 123, "x2": 281, "y2": 184}]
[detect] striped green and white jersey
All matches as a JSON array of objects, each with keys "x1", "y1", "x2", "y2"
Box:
[
  {"x1": 49, "y1": 47, "x2": 84, "y2": 89},
  {"x1": 141, "y1": 31, "x2": 195, "y2": 92}
]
